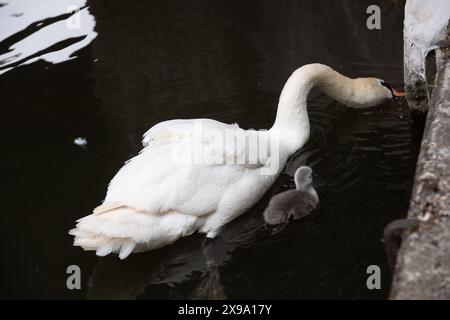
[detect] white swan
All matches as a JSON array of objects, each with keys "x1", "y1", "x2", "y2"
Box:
[{"x1": 70, "y1": 63, "x2": 403, "y2": 259}]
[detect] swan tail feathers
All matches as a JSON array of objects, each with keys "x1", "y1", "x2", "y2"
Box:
[{"x1": 70, "y1": 205, "x2": 198, "y2": 259}]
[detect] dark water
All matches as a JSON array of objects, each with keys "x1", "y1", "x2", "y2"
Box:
[{"x1": 1, "y1": 0, "x2": 423, "y2": 299}]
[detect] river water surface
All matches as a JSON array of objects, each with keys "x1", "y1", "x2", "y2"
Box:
[{"x1": 1, "y1": 0, "x2": 422, "y2": 299}]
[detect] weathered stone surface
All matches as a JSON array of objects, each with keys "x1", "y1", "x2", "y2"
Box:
[
  {"x1": 404, "y1": 0, "x2": 450, "y2": 112},
  {"x1": 390, "y1": 47, "x2": 450, "y2": 299}
]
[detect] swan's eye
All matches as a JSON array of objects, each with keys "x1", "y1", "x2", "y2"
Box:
[{"x1": 380, "y1": 80, "x2": 393, "y2": 92}]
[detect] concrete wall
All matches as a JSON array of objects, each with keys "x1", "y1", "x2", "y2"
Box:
[
  {"x1": 391, "y1": 45, "x2": 450, "y2": 299},
  {"x1": 404, "y1": 0, "x2": 450, "y2": 112},
  {"x1": 392, "y1": 1, "x2": 450, "y2": 299}
]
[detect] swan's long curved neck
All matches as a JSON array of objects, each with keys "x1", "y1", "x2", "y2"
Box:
[{"x1": 270, "y1": 64, "x2": 355, "y2": 152}]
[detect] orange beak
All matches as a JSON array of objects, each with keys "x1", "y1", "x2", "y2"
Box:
[{"x1": 392, "y1": 88, "x2": 405, "y2": 97}]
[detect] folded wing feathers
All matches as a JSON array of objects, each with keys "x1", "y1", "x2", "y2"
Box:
[{"x1": 71, "y1": 119, "x2": 256, "y2": 259}]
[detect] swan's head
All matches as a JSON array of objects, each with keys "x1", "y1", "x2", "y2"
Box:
[
  {"x1": 347, "y1": 78, "x2": 405, "y2": 108},
  {"x1": 294, "y1": 166, "x2": 313, "y2": 190}
]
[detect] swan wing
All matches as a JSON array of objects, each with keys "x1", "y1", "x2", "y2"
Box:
[
  {"x1": 99, "y1": 119, "x2": 269, "y2": 217},
  {"x1": 142, "y1": 118, "x2": 237, "y2": 147}
]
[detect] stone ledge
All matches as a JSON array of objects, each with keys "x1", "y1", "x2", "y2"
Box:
[{"x1": 390, "y1": 46, "x2": 450, "y2": 299}]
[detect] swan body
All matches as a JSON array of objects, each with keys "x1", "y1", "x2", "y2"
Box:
[
  {"x1": 70, "y1": 63, "x2": 394, "y2": 259},
  {"x1": 263, "y1": 166, "x2": 318, "y2": 225}
]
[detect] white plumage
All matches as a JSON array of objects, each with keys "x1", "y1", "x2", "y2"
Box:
[{"x1": 70, "y1": 64, "x2": 396, "y2": 259}]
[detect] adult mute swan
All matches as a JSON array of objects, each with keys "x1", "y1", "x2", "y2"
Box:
[
  {"x1": 263, "y1": 166, "x2": 318, "y2": 226},
  {"x1": 70, "y1": 63, "x2": 403, "y2": 259}
]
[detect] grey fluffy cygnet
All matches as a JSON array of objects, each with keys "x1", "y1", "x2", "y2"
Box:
[{"x1": 263, "y1": 166, "x2": 319, "y2": 225}]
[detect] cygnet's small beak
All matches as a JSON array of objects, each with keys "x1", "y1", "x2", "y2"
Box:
[{"x1": 392, "y1": 88, "x2": 405, "y2": 97}]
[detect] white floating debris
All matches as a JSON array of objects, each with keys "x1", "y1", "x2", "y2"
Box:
[{"x1": 74, "y1": 137, "x2": 88, "y2": 149}]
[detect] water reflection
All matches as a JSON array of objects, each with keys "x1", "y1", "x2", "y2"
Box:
[
  {"x1": 192, "y1": 267, "x2": 227, "y2": 300},
  {"x1": 0, "y1": 0, "x2": 97, "y2": 75},
  {"x1": 88, "y1": 214, "x2": 262, "y2": 299}
]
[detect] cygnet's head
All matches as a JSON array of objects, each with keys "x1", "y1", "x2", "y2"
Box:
[
  {"x1": 294, "y1": 166, "x2": 313, "y2": 190},
  {"x1": 349, "y1": 78, "x2": 405, "y2": 108}
]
